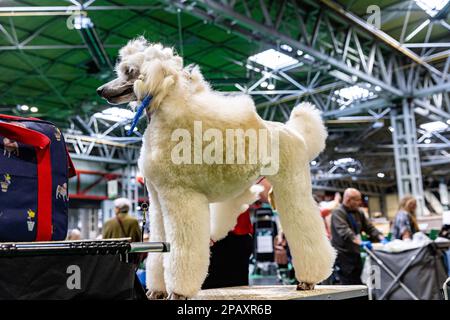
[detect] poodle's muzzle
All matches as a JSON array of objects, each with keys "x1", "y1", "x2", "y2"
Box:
[{"x1": 97, "y1": 78, "x2": 137, "y2": 105}]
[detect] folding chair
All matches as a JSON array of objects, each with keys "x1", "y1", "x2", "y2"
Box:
[{"x1": 364, "y1": 245, "x2": 425, "y2": 300}]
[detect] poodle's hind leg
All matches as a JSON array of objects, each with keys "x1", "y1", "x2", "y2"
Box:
[
  {"x1": 268, "y1": 164, "x2": 336, "y2": 289},
  {"x1": 210, "y1": 184, "x2": 263, "y2": 242},
  {"x1": 158, "y1": 188, "x2": 210, "y2": 299},
  {"x1": 145, "y1": 182, "x2": 168, "y2": 299}
]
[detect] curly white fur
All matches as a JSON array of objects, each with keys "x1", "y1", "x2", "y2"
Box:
[{"x1": 110, "y1": 37, "x2": 335, "y2": 298}]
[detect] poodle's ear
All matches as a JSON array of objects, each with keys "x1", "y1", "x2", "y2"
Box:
[{"x1": 134, "y1": 59, "x2": 179, "y2": 108}]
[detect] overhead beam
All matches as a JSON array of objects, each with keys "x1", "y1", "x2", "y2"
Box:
[
  {"x1": 318, "y1": 0, "x2": 442, "y2": 77},
  {"x1": 322, "y1": 98, "x2": 390, "y2": 118},
  {"x1": 180, "y1": 0, "x2": 404, "y2": 96},
  {"x1": 414, "y1": 82, "x2": 450, "y2": 97}
]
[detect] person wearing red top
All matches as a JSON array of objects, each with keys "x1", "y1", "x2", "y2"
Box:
[
  {"x1": 202, "y1": 180, "x2": 271, "y2": 289},
  {"x1": 202, "y1": 206, "x2": 256, "y2": 289}
]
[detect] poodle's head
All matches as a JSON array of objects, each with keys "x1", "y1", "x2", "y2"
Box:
[{"x1": 97, "y1": 37, "x2": 183, "y2": 108}]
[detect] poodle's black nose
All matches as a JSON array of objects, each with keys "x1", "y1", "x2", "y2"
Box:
[{"x1": 96, "y1": 87, "x2": 104, "y2": 97}]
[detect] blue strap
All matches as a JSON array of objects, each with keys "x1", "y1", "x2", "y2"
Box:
[{"x1": 126, "y1": 95, "x2": 153, "y2": 136}]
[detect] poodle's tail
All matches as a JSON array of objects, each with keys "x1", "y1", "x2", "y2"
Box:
[{"x1": 285, "y1": 102, "x2": 327, "y2": 161}]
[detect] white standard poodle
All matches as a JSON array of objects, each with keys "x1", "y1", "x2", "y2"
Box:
[{"x1": 97, "y1": 37, "x2": 336, "y2": 299}]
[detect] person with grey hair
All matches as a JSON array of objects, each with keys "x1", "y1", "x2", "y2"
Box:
[
  {"x1": 67, "y1": 228, "x2": 81, "y2": 241},
  {"x1": 102, "y1": 197, "x2": 142, "y2": 242}
]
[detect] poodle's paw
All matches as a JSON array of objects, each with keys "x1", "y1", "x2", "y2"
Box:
[
  {"x1": 296, "y1": 281, "x2": 315, "y2": 291},
  {"x1": 167, "y1": 292, "x2": 188, "y2": 300},
  {"x1": 147, "y1": 290, "x2": 168, "y2": 300}
]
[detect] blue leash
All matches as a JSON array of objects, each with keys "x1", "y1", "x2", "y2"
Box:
[{"x1": 126, "y1": 95, "x2": 153, "y2": 136}]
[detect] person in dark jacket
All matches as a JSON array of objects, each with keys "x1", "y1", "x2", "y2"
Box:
[{"x1": 331, "y1": 188, "x2": 385, "y2": 285}]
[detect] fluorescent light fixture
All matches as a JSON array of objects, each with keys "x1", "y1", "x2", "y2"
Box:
[
  {"x1": 124, "y1": 124, "x2": 138, "y2": 132},
  {"x1": 94, "y1": 107, "x2": 135, "y2": 122},
  {"x1": 73, "y1": 15, "x2": 93, "y2": 30},
  {"x1": 334, "y1": 157, "x2": 355, "y2": 165},
  {"x1": 20, "y1": 105, "x2": 29, "y2": 111},
  {"x1": 424, "y1": 138, "x2": 432, "y2": 144},
  {"x1": 280, "y1": 44, "x2": 293, "y2": 52},
  {"x1": 414, "y1": 0, "x2": 449, "y2": 17},
  {"x1": 267, "y1": 83, "x2": 275, "y2": 90},
  {"x1": 420, "y1": 121, "x2": 448, "y2": 132},
  {"x1": 248, "y1": 48, "x2": 299, "y2": 70},
  {"x1": 30, "y1": 107, "x2": 38, "y2": 113},
  {"x1": 260, "y1": 81, "x2": 268, "y2": 88},
  {"x1": 334, "y1": 85, "x2": 370, "y2": 104},
  {"x1": 377, "y1": 172, "x2": 385, "y2": 178}
]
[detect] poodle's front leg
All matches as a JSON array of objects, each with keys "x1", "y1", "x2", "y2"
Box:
[
  {"x1": 269, "y1": 163, "x2": 336, "y2": 289},
  {"x1": 158, "y1": 188, "x2": 210, "y2": 299},
  {"x1": 145, "y1": 182, "x2": 167, "y2": 299}
]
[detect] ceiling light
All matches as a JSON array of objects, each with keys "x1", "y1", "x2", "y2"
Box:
[
  {"x1": 248, "y1": 48, "x2": 299, "y2": 70},
  {"x1": 20, "y1": 105, "x2": 29, "y2": 111},
  {"x1": 280, "y1": 44, "x2": 293, "y2": 52},
  {"x1": 389, "y1": 126, "x2": 394, "y2": 133},
  {"x1": 73, "y1": 15, "x2": 93, "y2": 30},
  {"x1": 311, "y1": 160, "x2": 317, "y2": 166},
  {"x1": 124, "y1": 124, "x2": 138, "y2": 132},
  {"x1": 94, "y1": 107, "x2": 135, "y2": 122},
  {"x1": 374, "y1": 86, "x2": 381, "y2": 92},
  {"x1": 335, "y1": 85, "x2": 370, "y2": 103},
  {"x1": 446, "y1": 119, "x2": 450, "y2": 125},
  {"x1": 414, "y1": 0, "x2": 449, "y2": 17},
  {"x1": 267, "y1": 83, "x2": 275, "y2": 90},
  {"x1": 260, "y1": 81, "x2": 268, "y2": 88},
  {"x1": 30, "y1": 107, "x2": 38, "y2": 113},
  {"x1": 334, "y1": 157, "x2": 355, "y2": 165},
  {"x1": 347, "y1": 167, "x2": 356, "y2": 173},
  {"x1": 420, "y1": 121, "x2": 448, "y2": 132},
  {"x1": 297, "y1": 50, "x2": 303, "y2": 56},
  {"x1": 424, "y1": 138, "x2": 432, "y2": 144},
  {"x1": 377, "y1": 172, "x2": 385, "y2": 178}
]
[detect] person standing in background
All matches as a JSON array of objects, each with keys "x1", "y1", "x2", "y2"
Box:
[
  {"x1": 331, "y1": 188, "x2": 385, "y2": 285},
  {"x1": 103, "y1": 197, "x2": 142, "y2": 242},
  {"x1": 391, "y1": 195, "x2": 419, "y2": 240}
]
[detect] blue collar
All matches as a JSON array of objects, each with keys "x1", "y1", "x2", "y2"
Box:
[{"x1": 126, "y1": 95, "x2": 153, "y2": 136}]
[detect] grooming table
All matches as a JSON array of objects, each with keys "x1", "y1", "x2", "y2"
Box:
[
  {"x1": 0, "y1": 239, "x2": 169, "y2": 300},
  {"x1": 194, "y1": 285, "x2": 368, "y2": 300}
]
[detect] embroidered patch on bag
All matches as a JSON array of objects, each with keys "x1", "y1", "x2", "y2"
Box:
[
  {"x1": 0, "y1": 174, "x2": 11, "y2": 192},
  {"x1": 55, "y1": 127, "x2": 61, "y2": 141},
  {"x1": 56, "y1": 183, "x2": 68, "y2": 201},
  {"x1": 27, "y1": 209, "x2": 35, "y2": 232},
  {"x1": 2, "y1": 137, "x2": 19, "y2": 157}
]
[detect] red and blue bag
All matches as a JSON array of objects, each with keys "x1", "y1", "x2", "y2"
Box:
[{"x1": 0, "y1": 114, "x2": 75, "y2": 242}]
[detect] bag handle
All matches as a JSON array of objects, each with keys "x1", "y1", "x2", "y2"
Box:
[
  {"x1": 0, "y1": 121, "x2": 50, "y2": 149},
  {"x1": 0, "y1": 121, "x2": 53, "y2": 241}
]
